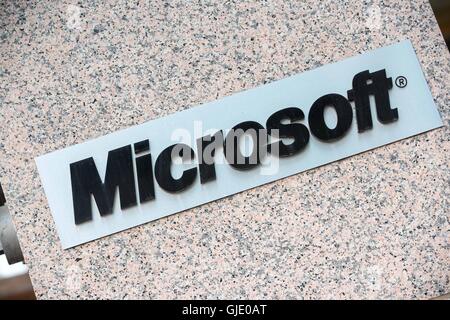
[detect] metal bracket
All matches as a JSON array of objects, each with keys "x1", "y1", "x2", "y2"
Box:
[{"x1": 0, "y1": 204, "x2": 24, "y2": 265}]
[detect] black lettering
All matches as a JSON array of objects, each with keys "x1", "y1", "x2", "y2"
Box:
[
  {"x1": 308, "y1": 93, "x2": 353, "y2": 141},
  {"x1": 134, "y1": 140, "x2": 155, "y2": 203},
  {"x1": 266, "y1": 107, "x2": 310, "y2": 157},
  {"x1": 154, "y1": 144, "x2": 197, "y2": 192},
  {"x1": 70, "y1": 145, "x2": 136, "y2": 225},
  {"x1": 347, "y1": 69, "x2": 398, "y2": 132},
  {"x1": 223, "y1": 121, "x2": 265, "y2": 170},
  {"x1": 196, "y1": 131, "x2": 223, "y2": 184}
]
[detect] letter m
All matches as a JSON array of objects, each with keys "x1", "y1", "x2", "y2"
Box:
[{"x1": 70, "y1": 145, "x2": 136, "y2": 225}]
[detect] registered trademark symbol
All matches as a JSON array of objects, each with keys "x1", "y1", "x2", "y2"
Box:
[{"x1": 395, "y1": 76, "x2": 407, "y2": 88}]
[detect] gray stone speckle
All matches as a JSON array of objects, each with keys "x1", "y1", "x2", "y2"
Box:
[{"x1": 93, "y1": 24, "x2": 105, "y2": 34}]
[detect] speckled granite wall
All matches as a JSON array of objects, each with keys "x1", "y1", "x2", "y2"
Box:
[{"x1": 0, "y1": 0, "x2": 448, "y2": 299}]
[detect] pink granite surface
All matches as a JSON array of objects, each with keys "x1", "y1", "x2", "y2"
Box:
[{"x1": 0, "y1": 0, "x2": 448, "y2": 299}]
